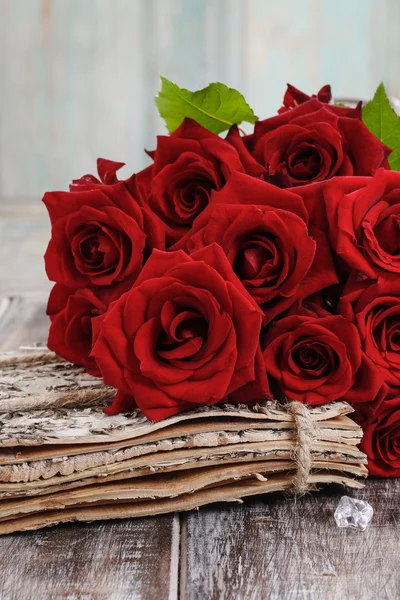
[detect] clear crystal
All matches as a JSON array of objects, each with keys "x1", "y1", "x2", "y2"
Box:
[{"x1": 334, "y1": 495, "x2": 373, "y2": 531}]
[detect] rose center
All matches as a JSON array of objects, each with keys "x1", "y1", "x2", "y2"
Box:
[
  {"x1": 157, "y1": 310, "x2": 208, "y2": 361},
  {"x1": 80, "y1": 315, "x2": 93, "y2": 336},
  {"x1": 80, "y1": 236, "x2": 103, "y2": 265},
  {"x1": 175, "y1": 316, "x2": 207, "y2": 341},
  {"x1": 292, "y1": 341, "x2": 334, "y2": 375},
  {"x1": 73, "y1": 224, "x2": 121, "y2": 276},
  {"x1": 390, "y1": 330, "x2": 400, "y2": 350},
  {"x1": 379, "y1": 315, "x2": 400, "y2": 352},
  {"x1": 175, "y1": 178, "x2": 216, "y2": 221},
  {"x1": 287, "y1": 144, "x2": 322, "y2": 180},
  {"x1": 372, "y1": 213, "x2": 400, "y2": 256},
  {"x1": 234, "y1": 236, "x2": 280, "y2": 280}
]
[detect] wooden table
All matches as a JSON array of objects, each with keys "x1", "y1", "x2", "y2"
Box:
[{"x1": 1, "y1": 205, "x2": 399, "y2": 600}]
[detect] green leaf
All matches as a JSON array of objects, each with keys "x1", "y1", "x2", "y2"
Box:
[
  {"x1": 155, "y1": 77, "x2": 258, "y2": 135},
  {"x1": 362, "y1": 83, "x2": 400, "y2": 170}
]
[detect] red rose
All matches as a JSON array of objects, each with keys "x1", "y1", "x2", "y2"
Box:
[
  {"x1": 174, "y1": 173, "x2": 337, "y2": 323},
  {"x1": 225, "y1": 125, "x2": 270, "y2": 177},
  {"x1": 247, "y1": 99, "x2": 390, "y2": 187},
  {"x1": 279, "y1": 84, "x2": 332, "y2": 114},
  {"x1": 262, "y1": 303, "x2": 383, "y2": 405},
  {"x1": 70, "y1": 158, "x2": 126, "y2": 191},
  {"x1": 137, "y1": 118, "x2": 264, "y2": 245},
  {"x1": 340, "y1": 275, "x2": 400, "y2": 390},
  {"x1": 323, "y1": 169, "x2": 400, "y2": 278},
  {"x1": 43, "y1": 181, "x2": 165, "y2": 297},
  {"x1": 92, "y1": 244, "x2": 270, "y2": 421},
  {"x1": 352, "y1": 381, "x2": 388, "y2": 425},
  {"x1": 357, "y1": 395, "x2": 400, "y2": 477},
  {"x1": 47, "y1": 284, "x2": 108, "y2": 375},
  {"x1": 295, "y1": 177, "x2": 371, "y2": 233}
]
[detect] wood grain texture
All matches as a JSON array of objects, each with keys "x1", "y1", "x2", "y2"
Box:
[
  {"x1": 0, "y1": 517, "x2": 176, "y2": 600},
  {"x1": 0, "y1": 297, "x2": 49, "y2": 352},
  {"x1": 1, "y1": 0, "x2": 400, "y2": 200},
  {"x1": 182, "y1": 480, "x2": 400, "y2": 600},
  {"x1": 0, "y1": 203, "x2": 51, "y2": 298},
  {"x1": 245, "y1": 0, "x2": 400, "y2": 119}
]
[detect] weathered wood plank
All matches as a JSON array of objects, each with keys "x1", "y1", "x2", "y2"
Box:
[
  {"x1": 182, "y1": 479, "x2": 400, "y2": 600},
  {"x1": 0, "y1": 205, "x2": 51, "y2": 298},
  {"x1": 0, "y1": 517, "x2": 176, "y2": 600},
  {"x1": 0, "y1": 296, "x2": 178, "y2": 600},
  {"x1": 0, "y1": 298, "x2": 49, "y2": 352}
]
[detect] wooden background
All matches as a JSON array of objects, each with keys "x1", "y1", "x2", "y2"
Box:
[{"x1": 1, "y1": 0, "x2": 400, "y2": 201}]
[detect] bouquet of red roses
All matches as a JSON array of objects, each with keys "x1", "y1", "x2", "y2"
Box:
[{"x1": 44, "y1": 78, "x2": 400, "y2": 479}]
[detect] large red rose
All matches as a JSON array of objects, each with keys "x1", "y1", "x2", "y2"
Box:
[
  {"x1": 262, "y1": 303, "x2": 383, "y2": 405},
  {"x1": 356, "y1": 395, "x2": 400, "y2": 477},
  {"x1": 174, "y1": 173, "x2": 337, "y2": 323},
  {"x1": 47, "y1": 284, "x2": 108, "y2": 375},
  {"x1": 340, "y1": 275, "x2": 400, "y2": 390},
  {"x1": 136, "y1": 118, "x2": 264, "y2": 245},
  {"x1": 246, "y1": 99, "x2": 390, "y2": 187},
  {"x1": 323, "y1": 169, "x2": 400, "y2": 278},
  {"x1": 44, "y1": 181, "x2": 165, "y2": 297},
  {"x1": 91, "y1": 244, "x2": 270, "y2": 421}
]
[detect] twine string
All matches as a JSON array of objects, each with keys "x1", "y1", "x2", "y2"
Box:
[
  {"x1": 1, "y1": 352, "x2": 317, "y2": 483},
  {"x1": 286, "y1": 401, "x2": 315, "y2": 494}
]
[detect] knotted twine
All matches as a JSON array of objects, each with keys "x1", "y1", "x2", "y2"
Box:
[
  {"x1": 286, "y1": 401, "x2": 316, "y2": 494},
  {"x1": 1, "y1": 350, "x2": 317, "y2": 490}
]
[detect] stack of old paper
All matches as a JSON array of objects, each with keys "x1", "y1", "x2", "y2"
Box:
[{"x1": 0, "y1": 348, "x2": 367, "y2": 534}]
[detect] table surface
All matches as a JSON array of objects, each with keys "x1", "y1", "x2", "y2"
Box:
[{"x1": 1, "y1": 204, "x2": 400, "y2": 600}]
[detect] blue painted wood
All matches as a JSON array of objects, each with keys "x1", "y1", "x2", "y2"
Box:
[
  {"x1": 0, "y1": 0, "x2": 399, "y2": 199},
  {"x1": 245, "y1": 0, "x2": 398, "y2": 119}
]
